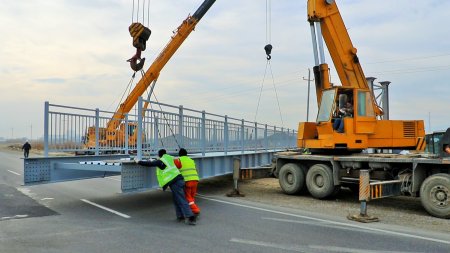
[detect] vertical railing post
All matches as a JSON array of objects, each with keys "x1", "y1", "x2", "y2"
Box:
[
  {"x1": 273, "y1": 125, "x2": 276, "y2": 151},
  {"x1": 154, "y1": 116, "x2": 159, "y2": 153},
  {"x1": 286, "y1": 128, "x2": 289, "y2": 148},
  {"x1": 292, "y1": 129, "x2": 296, "y2": 148},
  {"x1": 137, "y1": 97, "x2": 143, "y2": 160},
  {"x1": 178, "y1": 105, "x2": 184, "y2": 148},
  {"x1": 241, "y1": 119, "x2": 245, "y2": 154},
  {"x1": 95, "y1": 108, "x2": 100, "y2": 156},
  {"x1": 124, "y1": 114, "x2": 129, "y2": 155},
  {"x1": 224, "y1": 115, "x2": 229, "y2": 155},
  {"x1": 254, "y1": 122, "x2": 258, "y2": 152},
  {"x1": 201, "y1": 110, "x2": 206, "y2": 156},
  {"x1": 213, "y1": 124, "x2": 217, "y2": 150},
  {"x1": 44, "y1": 101, "x2": 49, "y2": 157},
  {"x1": 264, "y1": 124, "x2": 268, "y2": 152},
  {"x1": 196, "y1": 121, "x2": 201, "y2": 153}
]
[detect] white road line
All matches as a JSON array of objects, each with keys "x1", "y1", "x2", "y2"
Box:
[
  {"x1": 197, "y1": 194, "x2": 450, "y2": 245},
  {"x1": 1, "y1": 214, "x2": 29, "y2": 221},
  {"x1": 0, "y1": 227, "x2": 121, "y2": 241},
  {"x1": 230, "y1": 238, "x2": 419, "y2": 253},
  {"x1": 41, "y1": 198, "x2": 54, "y2": 201},
  {"x1": 261, "y1": 217, "x2": 370, "y2": 233},
  {"x1": 230, "y1": 238, "x2": 306, "y2": 252},
  {"x1": 80, "y1": 199, "x2": 130, "y2": 219},
  {"x1": 7, "y1": 170, "x2": 20, "y2": 176},
  {"x1": 104, "y1": 177, "x2": 121, "y2": 182}
]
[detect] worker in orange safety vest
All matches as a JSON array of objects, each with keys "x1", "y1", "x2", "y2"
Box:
[{"x1": 174, "y1": 148, "x2": 200, "y2": 216}]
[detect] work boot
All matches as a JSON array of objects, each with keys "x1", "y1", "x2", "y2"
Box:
[{"x1": 187, "y1": 216, "x2": 197, "y2": 225}]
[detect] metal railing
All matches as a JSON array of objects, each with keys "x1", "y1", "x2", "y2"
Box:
[{"x1": 44, "y1": 98, "x2": 298, "y2": 157}]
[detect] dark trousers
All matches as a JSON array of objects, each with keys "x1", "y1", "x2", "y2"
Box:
[
  {"x1": 333, "y1": 118, "x2": 344, "y2": 132},
  {"x1": 24, "y1": 150, "x2": 30, "y2": 158},
  {"x1": 169, "y1": 177, "x2": 194, "y2": 218}
]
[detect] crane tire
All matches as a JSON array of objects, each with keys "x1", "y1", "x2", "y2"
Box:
[
  {"x1": 420, "y1": 173, "x2": 450, "y2": 219},
  {"x1": 306, "y1": 164, "x2": 336, "y2": 199},
  {"x1": 279, "y1": 163, "x2": 306, "y2": 195}
]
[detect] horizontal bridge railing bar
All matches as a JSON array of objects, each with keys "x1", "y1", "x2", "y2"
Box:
[{"x1": 43, "y1": 98, "x2": 297, "y2": 157}]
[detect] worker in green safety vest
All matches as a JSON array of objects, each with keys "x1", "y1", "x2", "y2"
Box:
[
  {"x1": 136, "y1": 149, "x2": 197, "y2": 225},
  {"x1": 174, "y1": 148, "x2": 200, "y2": 216}
]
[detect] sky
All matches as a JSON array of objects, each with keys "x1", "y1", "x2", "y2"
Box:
[{"x1": 1, "y1": 0, "x2": 450, "y2": 140}]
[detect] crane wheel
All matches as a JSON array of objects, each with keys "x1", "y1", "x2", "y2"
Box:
[
  {"x1": 420, "y1": 173, "x2": 450, "y2": 219},
  {"x1": 278, "y1": 163, "x2": 306, "y2": 195},
  {"x1": 306, "y1": 164, "x2": 336, "y2": 199}
]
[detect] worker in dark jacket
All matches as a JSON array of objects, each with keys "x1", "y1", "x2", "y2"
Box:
[
  {"x1": 22, "y1": 141, "x2": 31, "y2": 158},
  {"x1": 136, "y1": 149, "x2": 197, "y2": 225}
]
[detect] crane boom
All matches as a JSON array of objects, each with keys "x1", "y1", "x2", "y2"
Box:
[
  {"x1": 307, "y1": 0, "x2": 382, "y2": 116},
  {"x1": 90, "y1": 0, "x2": 216, "y2": 146},
  {"x1": 298, "y1": 0, "x2": 425, "y2": 152}
]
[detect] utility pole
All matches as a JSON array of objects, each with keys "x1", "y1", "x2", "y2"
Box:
[
  {"x1": 428, "y1": 112, "x2": 431, "y2": 132},
  {"x1": 30, "y1": 124, "x2": 33, "y2": 142},
  {"x1": 302, "y1": 68, "x2": 314, "y2": 122},
  {"x1": 11, "y1": 128, "x2": 14, "y2": 140}
]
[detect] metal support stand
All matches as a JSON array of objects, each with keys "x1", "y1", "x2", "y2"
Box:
[
  {"x1": 226, "y1": 158, "x2": 245, "y2": 197},
  {"x1": 347, "y1": 170, "x2": 379, "y2": 223}
]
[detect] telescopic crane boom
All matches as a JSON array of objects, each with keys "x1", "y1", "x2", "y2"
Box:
[
  {"x1": 298, "y1": 0, "x2": 425, "y2": 152},
  {"x1": 86, "y1": 0, "x2": 216, "y2": 149}
]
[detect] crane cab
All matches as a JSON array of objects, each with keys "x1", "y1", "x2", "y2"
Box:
[
  {"x1": 297, "y1": 86, "x2": 424, "y2": 152},
  {"x1": 298, "y1": 87, "x2": 376, "y2": 151}
]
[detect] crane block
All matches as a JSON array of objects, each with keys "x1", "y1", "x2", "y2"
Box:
[
  {"x1": 129, "y1": 23, "x2": 151, "y2": 51},
  {"x1": 264, "y1": 44, "x2": 273, "y2": 60}
]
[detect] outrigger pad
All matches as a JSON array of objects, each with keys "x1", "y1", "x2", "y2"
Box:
[
  {"x1": 347, "y1": 214, "x2": 379, "y2": 223},
  {"x1": 226, "y1": 189, "x2": 245, "y2": 197}
]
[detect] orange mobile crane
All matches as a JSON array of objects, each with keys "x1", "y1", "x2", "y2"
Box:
[
  {"x1": 298, "y1": 0, "x2": 425, "y2": 152},
  {"x1": 84, "y1": 0, "x2": 216, "y2": 150},
  {"x1": 272, "y1": 0, "x2": 449, "y2": 219}
]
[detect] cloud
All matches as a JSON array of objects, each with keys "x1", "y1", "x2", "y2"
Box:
[
  {"x1": 34, "y1": 78, "x2": 66, "y2": 84},
  {"x1": 1, "y1": 0, "x2": 449, "y2": 139}
]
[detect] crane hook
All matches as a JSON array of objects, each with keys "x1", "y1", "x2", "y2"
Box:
[
  {"x1": 127, "y1": 48, "x2": 146, "y2": 72},
  {"x1": 128, "y1": 23, "x2": 151, "y2": 71},
  {"x1": 264, "y1": 44, "x2": 273, "y2": 60}
]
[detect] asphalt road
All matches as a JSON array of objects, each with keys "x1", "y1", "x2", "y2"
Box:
[{"x1": 1, "y1": 150, "x2": 449, "y2": 253}]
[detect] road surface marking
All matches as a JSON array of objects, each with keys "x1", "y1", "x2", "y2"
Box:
[
  {"x1": 7, "y1": 170, "x2": 20, "y2": 176},
  {"x1": 230, "y1": 238, "x2": 420, "y2": 253},
  {"x1": 230, "y1": 238, "x2": 306, "y2": 252},
  {"x1": 41, "y1": 198, "x2": 54, "y2": 201},
  {"x1": 80, "y1": 199, "x2": 130, "y2": 219},
  {"x1": 104, "y1": 176, "x2": 121, "y2": 182},
  {"x1": 1, "y1": 214, "x2": 29, "y2": 221},
  {"x1": 261, "y1": 217, "x2": 370, "y2": 233},
  {"x1": 0, "y1": 227, "x2": 121, "y2": 241},
  {"x1": 198, "y1": 194, "x2": 450, "y2": 245}
]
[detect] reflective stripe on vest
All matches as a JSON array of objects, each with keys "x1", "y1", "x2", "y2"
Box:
[
  {"x1": 179, "y1": 156, "x2": 199, "y2": 181},
  {"x1": 156, "y1": 154, "x2": 181, "y2": 187}
]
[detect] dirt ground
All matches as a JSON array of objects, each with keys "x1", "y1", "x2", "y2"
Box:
[
  {"x1": 199, "y1": 175, "x2": 450, "y2": 234},
  {"x1": 3, "y1": 142, "x2": 449, "y2": 233}
]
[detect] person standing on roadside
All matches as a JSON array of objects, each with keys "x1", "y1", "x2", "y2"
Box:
[
  {"x1": 22, "y1": 141, "x2": 31, "y2": 158},
  {"x1": 174, "y1": 148, "x2": 200, "y2": 217},
  {"x1": 136, "y1": 149, "x2": 197, "y2": 225}
]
